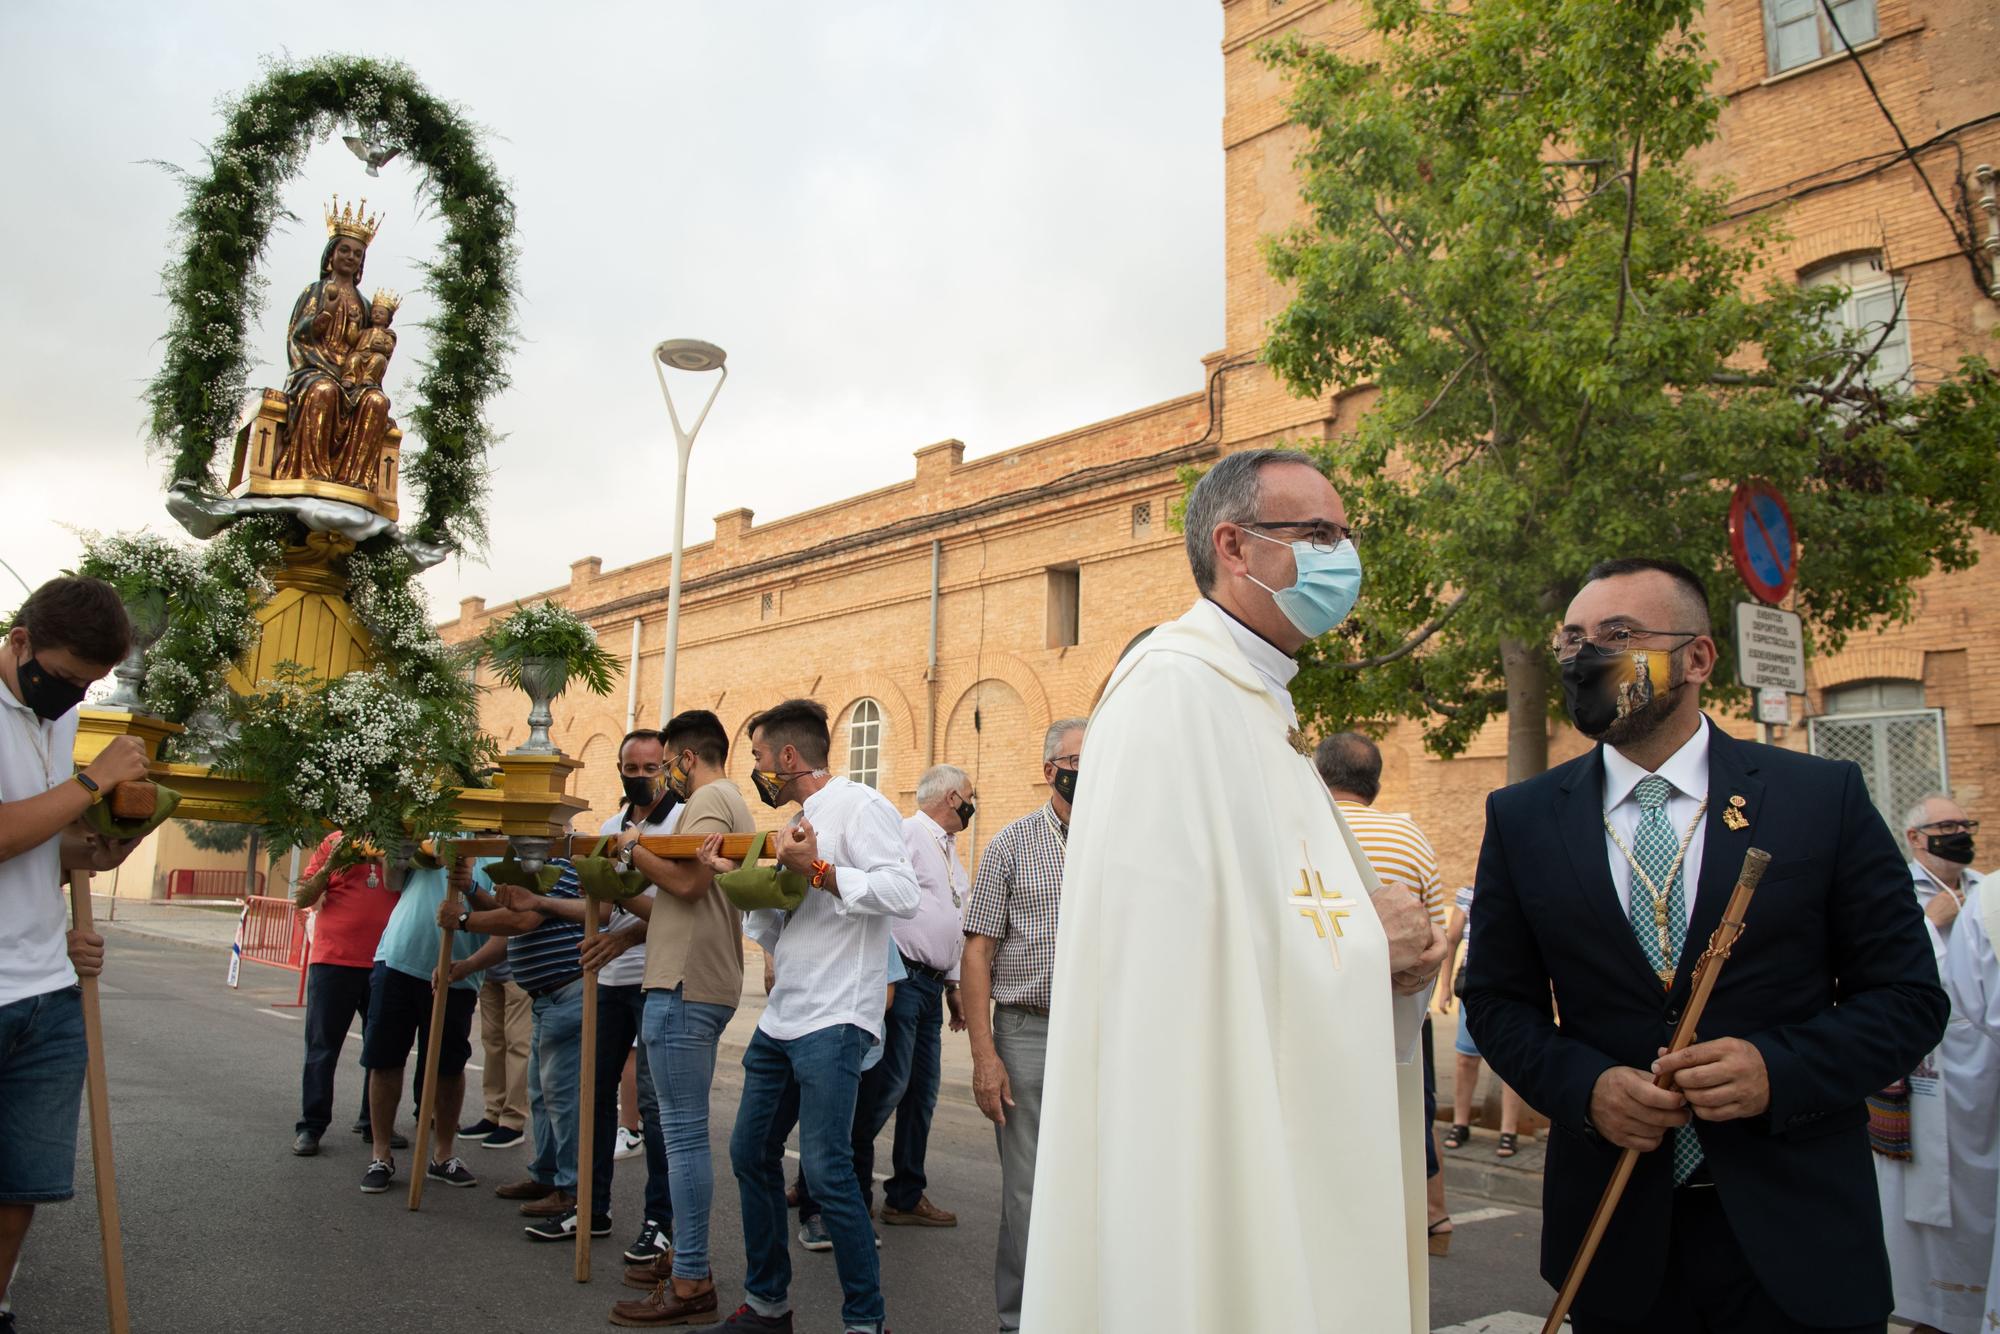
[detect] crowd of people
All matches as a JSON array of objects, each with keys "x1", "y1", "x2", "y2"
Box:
[{"x1": 1, "y1": 447, "x2": 1997, "y2": 1333}]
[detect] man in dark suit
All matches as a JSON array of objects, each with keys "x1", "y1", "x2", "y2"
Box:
[{"x1": 1465, "y1": 557, "x2": 1947, "y2": 1333}]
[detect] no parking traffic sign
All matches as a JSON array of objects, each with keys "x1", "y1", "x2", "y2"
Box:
[{"x1": 1728, "y1": 482, "x2": 1797, "y2": 606}]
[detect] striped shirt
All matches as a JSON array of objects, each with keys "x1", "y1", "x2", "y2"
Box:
[
  {"x1": 1336, "y1": 800, "x2": 1448, "y2": 929},
  {"x1": 963, "y1": 803, "x2": 1068, "y2": 1010},
  {"x1": 490, "y1": 857, "x2": 584, "y2": 996}
]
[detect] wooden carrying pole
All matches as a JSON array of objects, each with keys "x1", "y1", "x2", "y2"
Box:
[
  {"x1": 446, "y1": 832, "x2": 764, "y2": 862},
  {"x1": 407, "y1": 859, "x2": 468, "y2": 1210},
  {"x1": 67, "y1": 871, "x2": 130, "y2": 1334},
  {"x1": 574, "y1": 898, "x2": 600, "y2": 1282},
  {"x1": 1542, "y1": 846, "x2": 1772, "y2": 1334}
]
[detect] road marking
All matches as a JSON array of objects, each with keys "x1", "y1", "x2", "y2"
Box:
[
  {"x1": 1452, "y1": 1206, "x2": 1518, "y2": 1225},
  {"x1": 782, "y1": 1147, "x2": 888, "y2": 1183},
  {"x1": 1431, "y1": 1315, "x2": 1545, "y2": 1334},
  {"x1": 257, "y1": 1008, "x2": 302, "y2": 1023}
]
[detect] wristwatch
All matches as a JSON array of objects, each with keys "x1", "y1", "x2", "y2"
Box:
[
  {"x1": 456, "y1": 909, "x2": 471, "y2": 931},
  {"x1": 73, "y1": 772, "x2": 104, "y2": 804}
]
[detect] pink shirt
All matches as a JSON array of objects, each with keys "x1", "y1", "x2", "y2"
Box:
[{"x1": 895, "y1": 811, "x2": 969, "y2": 979}]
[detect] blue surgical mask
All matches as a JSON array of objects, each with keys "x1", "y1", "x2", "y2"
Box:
[{"x1": 1241, "y1": 530, "x2": 1363, "y2": 639}]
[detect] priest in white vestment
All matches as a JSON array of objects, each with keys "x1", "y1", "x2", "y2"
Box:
[
  {"x1": 1020, "y1": 449, "x2": 1446, "y2": 1334},
  {"x1": 1941, "y1": 877, "x2": 2000, "y2": 1334},
  {"x1": 1878, "y1": 795, "x2": 1995, "y2": 1334}
]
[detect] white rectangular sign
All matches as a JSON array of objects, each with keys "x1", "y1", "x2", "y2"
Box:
[
  {"x1": 1735, "y1": 602, "x2": 1806, "y2": 693},
  {"x1": 1757, "y1": 686, "x2": 1791, "y2": 725}
]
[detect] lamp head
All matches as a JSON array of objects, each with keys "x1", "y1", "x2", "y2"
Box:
[{"x1": 654, "y1": 339, "x2": 727, "y2": 373}]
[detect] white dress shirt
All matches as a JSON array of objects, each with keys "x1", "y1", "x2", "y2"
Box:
[
  {"x1": 0, "y1": 685, "x2": 80, "y2": 1007},
  {"x1": 895, "y1": 810, "x2": 969, "y2": 979},
  {"x1": 1205, "y1": 598, "x2": 1300, "y2": 728},
  {"x1": 1601, "y1": 722, "x2": 1711, "y2": 926},
  {"x1": 744, "y1": 776, "x2": 921, "y2": 1041}
]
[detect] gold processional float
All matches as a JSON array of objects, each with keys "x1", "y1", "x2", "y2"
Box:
[{"x1": 64, "y1": 194, "x2": 770, "y2": 1320}]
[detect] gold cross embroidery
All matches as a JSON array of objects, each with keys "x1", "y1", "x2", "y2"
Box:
[{"x1": 1288, "y1": 844, "x2": 1358, "y2": 968}]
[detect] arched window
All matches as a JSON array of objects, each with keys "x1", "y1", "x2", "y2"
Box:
[
  {"x1": 1802, "y1": 253, "x2": 1910, "y2": 391},
  {"x1": 846, "y1": 699, "x2": 883, "y2": 789},
  {"x1": 1807, "y1": 681, "x2": 1944, "y2": 833}
]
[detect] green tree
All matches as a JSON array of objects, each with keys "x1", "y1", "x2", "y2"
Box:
[{"x1": 1259, "y1": 0, "x2": 2000, "y2": 782}]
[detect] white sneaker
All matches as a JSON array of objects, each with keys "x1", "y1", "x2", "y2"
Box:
[{"x1": 614, "y1": 1126, "x2": 644, "y2": 1161}]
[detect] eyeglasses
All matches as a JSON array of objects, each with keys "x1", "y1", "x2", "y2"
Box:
[
  {"x1": 1549, "y1": 625, "x2": 1699, "y2": 662},
  {"x1": 1048, "y1": 754, "x2": 1081, "y2": 768},
  {"x1": 1241, "y1": 519, "x2": 1355, "y2": 553},
  {"x1": 1916, "y1": 819, "x2": 1979, "y2": 835}
]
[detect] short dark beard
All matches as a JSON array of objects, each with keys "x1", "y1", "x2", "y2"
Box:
[{"x1": 1595, "y1": 656, "x2": 1686, "y2": 749}]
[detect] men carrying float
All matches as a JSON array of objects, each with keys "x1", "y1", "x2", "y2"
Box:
[
  {"x1": 1021, "y1": 450, "x2": 1444, "y2": 1334},
  {"x1": 1466, "y1": 557, "x2": 1947, "y2": 1333},
  {"x1": 1877, "y1": 794, "x2": 1994, "y2": 1334},
  {"x1": 290, "y1": 829, "x2": 400, "y2": 1158},
  {"x1": 610, "y1": 710, "x2": 756, "y2": 1328},
  {"x1": 0, "y1": 577, "x2": 152, "y2": 1332},
  {"x1": 708, "y1": 698, "x2": 919, "y2": 1334},
  {"x1": 962, "y1": 719, "x2": 1084, "y2": 1334}
]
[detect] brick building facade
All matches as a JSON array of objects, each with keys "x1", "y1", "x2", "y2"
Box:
[{"x1": 438, "y1": 0, "x2": 2000, "y2": 881}]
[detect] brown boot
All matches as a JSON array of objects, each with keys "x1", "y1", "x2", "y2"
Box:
[
  {"x1": 608, "y1": 1274, "x2": 720, "y2": 1327},
  {"x1": 519, "y1": 1188, "x2": 577, "y2": 1218},
  {"x1": 622, "y1": 1249, "x2": 675, "y2": 1291},
  {"x1": 879, "y1": 1194, "x2": 957, "y2": 1227},
  {"x1": 495, "y1": 1178, "x2": 557, "y2": 1201}
]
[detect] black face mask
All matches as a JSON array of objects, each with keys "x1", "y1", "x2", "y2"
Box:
[
  {"x1": 1559, "y1": 645, "x2": 1625, "y2": 737},
  {"x1": 954, "y1": 798, "x2": 976, "y2": 828},
  {"x1": 622, "y1": 773, "x2": 664, "y2": 809},
  {"x1": 1050, "y1": 766, "x2": 1078, "y2": 804},
  {"x1": 16, "y1": 655, "x2": 87, "y2": 723},
  {"x1": 1927, "y1": 832, "x2": 1976, "y2": 866}
]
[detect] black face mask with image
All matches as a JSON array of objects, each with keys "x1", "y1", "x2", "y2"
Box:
[
  {"x1": 1926, "y1": 831, "x2": 1976, "y2": 866},
  {"x1": 1050, "y1": 765, "x2": 1078, "y2": 804},
  {"x1": 17, "y1": 655, "x2": 87, "y2": 722}
]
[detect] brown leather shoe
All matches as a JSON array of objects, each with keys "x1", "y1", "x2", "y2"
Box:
[
  {"x1": 608, "y1": 1275, "x2": 720, "y2": 1327},
  {"x1": 494, "y1": 1178, "x2": 557, "y2": 1201},
  {"x1": 879, "y1": 1194, "x2": 957, "y2": 1227},
  {"x1": 622, "y1": 1250, "x2": 675, "y2": 1291},
  {"x1": 519, "y1": 1189, "x2": 577, "y2": 1218}
]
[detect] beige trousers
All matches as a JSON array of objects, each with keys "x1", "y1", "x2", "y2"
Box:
[{"x1": 478, "y1": 976, "x2": 532, "y2": 1131}]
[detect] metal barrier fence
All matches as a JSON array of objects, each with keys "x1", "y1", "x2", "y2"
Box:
[
  {"x1": 166, "y1": 869, "x2": 265, "y2": 900},
  {"x1": 226, "y1": 896, "x2": 310, "y2": 1007}
]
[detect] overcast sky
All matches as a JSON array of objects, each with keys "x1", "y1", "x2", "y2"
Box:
[{"x1": 0, "y1": 2, "x2": 1224, "y2": 617}]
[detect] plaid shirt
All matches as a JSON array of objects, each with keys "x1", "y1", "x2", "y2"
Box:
[{"x1": 963, "y1": 802, "x2": 1068, "y2": 1010}]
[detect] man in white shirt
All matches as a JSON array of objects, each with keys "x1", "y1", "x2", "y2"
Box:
[
  {"x1": 1875, "y1": 792, "x2": 1993, "y2": 1334},
  {"x1": 0, "y1": 577, "x2": 151, "y2": 1328},
  {"x1": 866, "y1": 762, "x2": 973, "y2": 1227},
  {"x1": 709, "y1": 698, "x2": 918, "y2": 1334}
]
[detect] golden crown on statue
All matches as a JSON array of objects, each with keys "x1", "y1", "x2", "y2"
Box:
[
  {"x1": 324, "y1": 195, "x2": 383, "y2": 245},
  {"x1": 370, "y1": 288, "x2": 402, "y2": 314}
]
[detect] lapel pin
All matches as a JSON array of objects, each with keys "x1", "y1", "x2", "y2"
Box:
[{"x1": 1723, "y1": 795, "x2": 1749, "y2": 831}]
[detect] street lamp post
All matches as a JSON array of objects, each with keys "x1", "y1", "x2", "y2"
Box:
[{"x1": 651, "y1": 338, "x2": 728, "y2": 727}]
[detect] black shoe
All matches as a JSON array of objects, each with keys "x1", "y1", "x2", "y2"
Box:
[
  {"x1": 350, "y1": 1119, "x2": 369, "y2": 1135},
  {"x1": 360, "y1": 1158, "x2": 395, "y2": 1193},
  {"x1": 623, "y1": 1217, "x2": 668, "y2": 1264},
  {"x1": 459, "y1": 1117, "x2": 500, "y2": 1139},
  {"x1": 716, "y1": 1306, "x2": 794, "y2": 1332},
  {"x1": 292, "y1": 1130, "x2": 321, "y2": 1156},
  {"x1": 425, "y1": 1157, "x2": 478, "y2": 1188},
  {"x1": 481, "y1": 1125, "x2": 524, "y2": 1149},
  {"x1": 523, "y1": 1208, "x2": 612, "y2": 1242}
]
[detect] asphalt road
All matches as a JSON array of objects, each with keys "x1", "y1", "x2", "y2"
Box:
[{"x1": 20, "y1": 930, "x2": 1555, "y2": 1333}]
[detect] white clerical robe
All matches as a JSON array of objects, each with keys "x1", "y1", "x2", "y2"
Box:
[
  {"x1": 1019, "y1": 599, "x2": 1428, "y2": 1334},
  {"x1": 1878, "y1": 864, "x2": 1997, "y2": 1332},
  {"x1": 1941, "y1": 881, "x2": 2000, "y2": 1334}
]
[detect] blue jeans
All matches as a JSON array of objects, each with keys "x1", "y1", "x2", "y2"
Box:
[
  {"x1": 732, "y1": 1024, "x2": 882, "y2": 1329},
  {"x1": 0, "y1": 986, "x2": 86, "y2": 1203},
  {"x1": 643, "y1": 986, "x2": 734, "y2": 1279},
  {"x1": 527, "y1": 977, "x2": 585, "y2": 1191},
  {"x1": 878, "y1": 969, "x2": 943, "y2": 1210},
  {"x1": 593, "y1": 984, "x2": 670, "y2": 1227},
  {"x1": 298, "y1": 962, "x2": 373, "y2": 1136}
]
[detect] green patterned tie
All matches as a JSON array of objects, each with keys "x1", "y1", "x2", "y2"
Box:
[{"x1": 1627, "y1": 775, "x2": 1704, "y2": 1184}]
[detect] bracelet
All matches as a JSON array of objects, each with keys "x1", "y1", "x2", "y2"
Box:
[
  {"x1": 72, "y1": 773, "x2": 104, "y2": 804},
  {"x1": 810, "y1": 859, "x2": 833, "y2": 890}
]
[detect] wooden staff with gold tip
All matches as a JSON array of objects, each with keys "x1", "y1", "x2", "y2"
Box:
[
  {"x1": 1541, "y1": 846, "x2": 1772, "y2": 1334},
  {"x1": 574, "y1": 894, "x2": 600, "y2": 1282},
  {"x1": 67, "y1": 870, "x2": 130, "y2": 1334},
  {"x1": 407, "y1": 854, "x2": 469, "y2": 1211}
]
